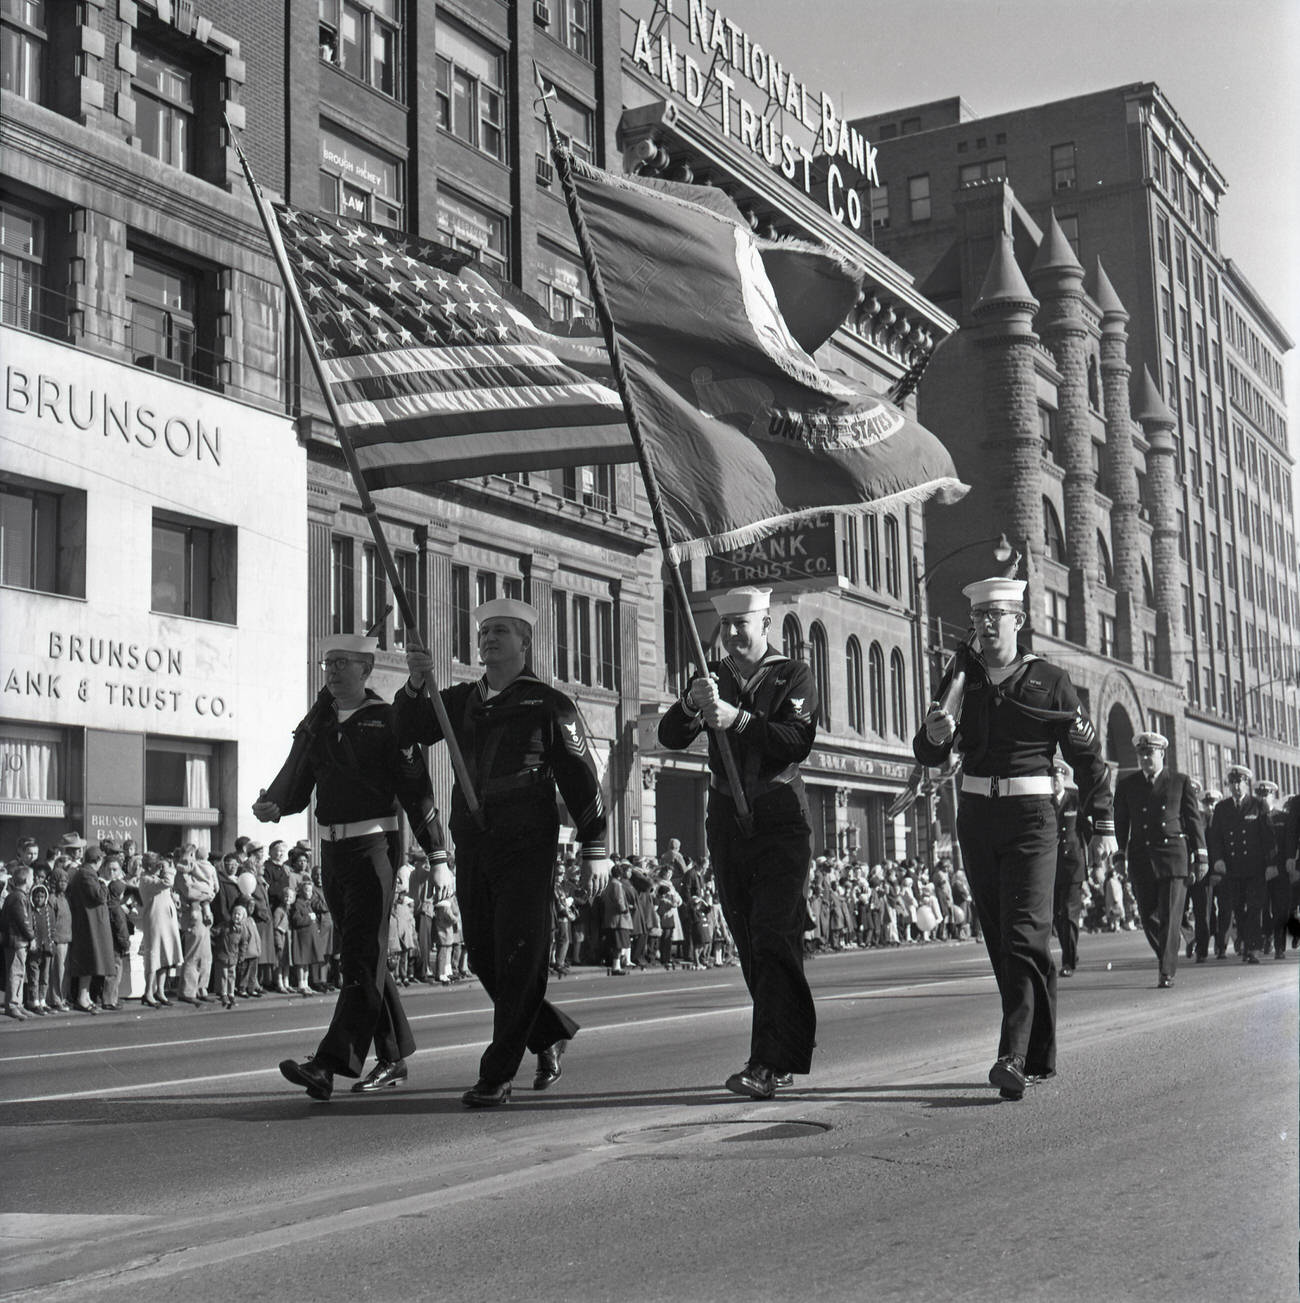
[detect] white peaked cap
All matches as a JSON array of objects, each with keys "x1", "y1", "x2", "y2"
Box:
[
  {"x1": 711, "y1": 586, "x2": 772, "y2": 617},
  {"x1": 1134, "y1": 731, "x2": 1169, "y2": 750},
  {"x1": 320, "y1": 633, "x2": 379, "y2": 658},
  {"x1": 962, "y1": 577, "x2": 1027, "y2": 608},
  {"x1": 474, "y1": 597, "x2": 537, "y2": 627}
]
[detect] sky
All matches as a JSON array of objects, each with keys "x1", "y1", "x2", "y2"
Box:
[{"x1": 709, "y1": 0, "x2": 1300, "y2": 397}]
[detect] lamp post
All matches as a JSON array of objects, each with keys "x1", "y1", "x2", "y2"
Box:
[{"x1": 902, "y1": 533, "x2": 1015, "y2": 868}]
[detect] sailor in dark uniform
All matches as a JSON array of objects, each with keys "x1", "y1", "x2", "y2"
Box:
[
  {"x1": 914, "y1": 576, "x2": 1115, "y2": 1101},
  {"x1": 1255, "y1": 780, "x2": 1290, "y2": 959},
  {"x1": 255, "y1": 634, "x2": 446, "y2": 1101},
  {"x1": 658, "y1": 585, "x2": 819, "y2": 1101},
  {"x1": 1112, "y1": 731, "x2": 1207, "y2": 988},
  {"x1": 397, "y1": 599, "x2": 610, "y2": 1107},
  {"x1": 1186, "y1": 786, "x2": 1222, "y2": 963},
  {"x1": 1207, "y1": 765, "x2": 1276, "y2": 964},
  {"x1": 1049, "y1": 759, "x2": 1086, "y2": 976}
]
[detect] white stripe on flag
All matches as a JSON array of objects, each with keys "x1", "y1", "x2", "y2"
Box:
[{"x1": 334, "y1": 380, "x2": 625, "y2": 429}]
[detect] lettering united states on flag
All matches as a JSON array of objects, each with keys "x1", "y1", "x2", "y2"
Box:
[{"x1": 273, "y1": 203, "x2": 632, "y2": 487}]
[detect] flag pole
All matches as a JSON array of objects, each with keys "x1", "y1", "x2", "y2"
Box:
[
  {"x1": 536, "y1": 76, "x2": 755, "y2": 837},
  {"x1": 227, "y1": 120, "x2": 486, "y2": 830}
]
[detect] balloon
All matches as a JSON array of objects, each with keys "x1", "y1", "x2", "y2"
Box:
[{"x1": 237, "y1": 871, "x2": 257, "y2": 899}]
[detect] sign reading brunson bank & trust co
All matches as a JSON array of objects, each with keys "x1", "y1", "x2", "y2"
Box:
[{"x1": 625, "y1": 0, "x2": 879, "y2": 232}]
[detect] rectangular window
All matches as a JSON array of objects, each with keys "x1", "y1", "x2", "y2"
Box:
[
  {"x1": 435, "y1": 188, "x2": 508, "y2": 278},
  {"x1": 841, "y1": 516, "x2": 860, "y2": 585},
  {"x1": 870, "y1": 184, "x2": 889, "y2": 230},
  {"x1": 393, "y1": 550, "x2": 418, "y2": 649},
  {"x1": 573, "y1": 595, "x2": 592, "y2": 684},
  {"x1": 907, "y1": 174, "x2": 930, "y2": 222},
  {"x1": 1156, "y1": 213, "x2": 1170, "y2": 266},
  {"x1": 537, "y1": 82, "x2": 594, "y2": 164},
  {"x1": 1159, "y1": 287, "x2": 1172, "y2": 337},
  {"x1": 0, "y1": 476, "x2": 85, "y2": 597},
  {"x1": 362, "y1": 543, "x2": 387, "y2": 648},
  {"x1": 1044, "y1": 590, "x2": 1067, "y2": 638},
  {"x1": 0, "y1": 199, "x2": 45, "y2": 332},
  {"x1": 331, "y1": 537, "x2": 354, "y2": 634},
  {"x1": 883, "y1": 517, "x2": 901, "y2": 598},
  {"x1": 450, "y1": 563, "x2": 471, "y2": 663},
  {"x1": 1174, "y1": 235, "x2": 1188, "y2": 285},
  {"x1": 561, "y1": 464, "x2": 615, "y2": 513},
  {"x1": 552, "y1": 589, "x2": 569, "y2": 681},
  {"x1": 320, "y1": 124, "x2": 404, "y2": 228},
  {"x1": 127, "y1": 250, "x2": 198, "y2": 382},
  {"x1": 152, "y1": 511, "x2": 235, "y2": 623},
  {"x1": 320, "y1": 0, "x2": 402, "y2": 100},
  {"x1": 560, "y1": 0, "x2": 591, "y2": 60},
  {"x1": 958, "y1": 158, "x2": 1007, "y2": 186},
  {"x1": 595, "y1": 599, "x2": 615, "y2": 689},
  {"x1": 475, "y1": 571, "x2": 497, "y2": 607},
  {"x1": 502, "y1": 575, "x2": 523, "y2": 600},
  {"x1": 1051, "y1": 141, "x2": 1076, "y2": 191},
  {"x1": 135, "y1": 40, "x2": 195, "y2": 174},
  {"x1": 1099, "y1": 613, "x2": 1116, "y2": 657},
  {"x1": 1, "y1": 0, "x2": 45, "y2": 102},
  {"x1": 1143, "y1": 632, "x2": 1157, "y2": 672},
  {"x1": 435, "y1": 16, "x2": 506, "y2": 162},
  {"x1": 863, "y1": 516, "x2": 880, "y2": 590}
]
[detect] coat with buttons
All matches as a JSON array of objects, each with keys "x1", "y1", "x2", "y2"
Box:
[
  {"x1": 1114, "y1": 767, "x2": 1205, "y2": 880},
  {"x1": 1207, "y1": 795, "x2": 1276, "y2": 880}
]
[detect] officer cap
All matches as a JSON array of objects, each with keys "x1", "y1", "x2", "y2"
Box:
[
  {"x1": 962, "y1": 577, "x2": 1026, "y2": 609},
  {"x1": 1226, "y1": 763, "x2": 1252, "y2": 781},
  {"x1": 320, "y1": 633, "x2": 379, "y2": 660},
  {"x1": 1255, "y1": 780, "x2": 1279, "y2": 796},
  {"x1": 1134, "y1": 731, "x2": 1168, "y2": 751},
  {"x1": 1202, "y1": 789, "x2": 1222, "y2": 804},
  {"x1": 711, "y1": 586, "x2": 772, "y2": 617},
  {"x1": 474, "y1": 598, "x2": 537, "y2": 628}
]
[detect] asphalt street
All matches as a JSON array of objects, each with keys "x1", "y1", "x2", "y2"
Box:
[{"x1": 1, "y1": 930, "x2": 1295, "y2": 1303}]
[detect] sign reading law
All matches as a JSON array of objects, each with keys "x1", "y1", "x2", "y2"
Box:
[{"x1": 626, "y1": 1, "x2": 879, "y2": 232}]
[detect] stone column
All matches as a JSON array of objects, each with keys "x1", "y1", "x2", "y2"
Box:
[
  {"x1": 1030, "y1": 213, "x2": 1097, "y2": 647},
  {"x1": 1135, "y1": 367, "x2": 1181, "y2": 679},
  {"x1": 1096, "y1": 260, "x2": 1141, "y2": 664}
]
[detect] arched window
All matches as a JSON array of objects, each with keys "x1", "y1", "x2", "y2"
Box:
[
  {"x1": 781, "y1": 613, "x2": 804, "y2": 661},
  {"x1": 868, "y1": 641, "x2": 886, "y2": 735},
  {"x1": 1097, "y1": 531, "x2": 1114, "y2": 586},
  {"x1": 1043, "y1": 497, "x2": 1067, "y2": 563},
  {"x1": 846, "y1": 637, "x2": 865, "y2": 733},
  {"x1": 809, "y1": 622, "x2": 831, "y2": 729},
  {"x1": 1141, "y1": 558, "x2": 1156, "y2": 607},
  {"x1": 890, "y1": 648, "x2": 908, "y2": 738}
]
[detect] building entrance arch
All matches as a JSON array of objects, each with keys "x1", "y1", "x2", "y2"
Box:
[{"x1": 1093, "y1": 670, "x2": 1146, "y2": 772}]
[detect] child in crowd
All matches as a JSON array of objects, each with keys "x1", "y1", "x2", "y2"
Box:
[
  {"x1": 235, "y1": 901, "x2": 261, "y2": 997},
  {"x1": 214, "y1": 902, "x2": 246, "y2": 1009},
  {"x1": 434, "y1": 891, "x2": 462, "y2": 984},
  {"x1": 272, "y1": 889, "x2": 291, "y2": 992},
  {"x1": 104, "y1": 880, "x2": 132, "y2": 1010},
  {"x1": 25, "y1": 880, "x2": 54, "y2": 1015},
  {"x1": 690, "y1": 892, "x2": 713, "y2": 968},
  {"x1": 286, "y1": 884, "x2": 316, "y2": 995},
  {"x1": 47, "y1": 867, "x2": 71, "y2": 1011},
  {"x1": 390, "y1": 887, "x2": 415, "y2": 986}
]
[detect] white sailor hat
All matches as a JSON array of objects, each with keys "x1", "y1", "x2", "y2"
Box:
[
  {"x1": 1134, "y1": 731, "x2": 1168, "y2": 750},
  {"x1": 1225, "y1": 763, "x2": 1253, "y2": 781},
  {"x1": 320, "y1": 633, "x2": 379, "y2": 659},
  {"x1": 710, "y1": 586, "x2": 772, "y2": 617},
  {"x1": 962, "y1": 577, "x2": 1027, "y2": 609},
  {"x1": 474, "y1": 597, "x2": 537, "y2": 628}
]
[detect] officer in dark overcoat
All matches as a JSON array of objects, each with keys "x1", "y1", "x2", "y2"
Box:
[
  {"x1": 1186, "y1": 787, "x2": 1222, "y2": 963},
  {"x1": 1255, "y1": 780, "x2": 1290, "y2": 959},
  {"x1": 1049, "y1": 760, "x2": 1086, "y2": 976},
  {"x1": 398, "y1": 599, "x2": 610, "y2": 1108},
  {"x1": 1112, "y1": 731, "x2": 1206, "y2": 988},
  {"x1": 914, "y1": 576, "x2": 1115, "y2": 1101},
  {"x1": 1207, "y1": 764, "x2": 1276, "y2": 964},
  {"x1": 658, "y1": 585, "x2": 819, "y2": 1102},
  {"x1": 256, "y1": 634, "x2": 446, "y2": 1101}
]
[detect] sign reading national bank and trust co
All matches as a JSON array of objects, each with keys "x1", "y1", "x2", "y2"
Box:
[
  {"x1": 625, "y1": 1, "x2": 879, "y2": 232},
  {"x1": 705, "y1": 515, "x2": 838, "y2": 593}
]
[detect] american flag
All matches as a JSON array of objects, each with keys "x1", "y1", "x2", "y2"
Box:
[{"x1": 272, "y1": 203, "x2": 632, "y2": 488}]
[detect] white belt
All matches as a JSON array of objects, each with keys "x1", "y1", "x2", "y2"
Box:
[
  {"x1": 320, "y1": 816, "x2": 399, "y2": 842},
  {"x1": 960, "y1": 775, "x2": 1054, "y2": 798}
]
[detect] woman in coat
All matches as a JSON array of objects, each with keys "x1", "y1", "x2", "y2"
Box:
[
  {"x1": 137, "y1": 855, "x2": 183, "y2": 1006},
  {"x1": 66, "y1": 850, "x2": 115, "y2": 1012}
]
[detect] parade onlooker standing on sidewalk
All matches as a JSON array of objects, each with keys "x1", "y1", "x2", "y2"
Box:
[
  {"x1": 1112, "y1": 731, "x2": 1206, "y2": 988},
  {"x1": 66, "y1": 846, "x2": 115, "y2": 1013},
  {"x1": 658, "y1": 586, "x2": 820, "y2": 1100},
  {"x1": 176, "y1": 845, "x2": 217, "y2": 1005},
  {"x1": 25, "y1": 878, "x2": 55, "y2": 1015},
  {"x1": 137, "y1": 854, "x2": 183, "y2": 1007},
  {"x1": 257, "y1": 634, "x2": 446, "y2": 1100},
  {"x1": 398, "y1": 600, "x2": 610, "y2": 1106},
  {"x1": 913, "y1": 575, "x2": 1114, "y2": 1101},
  {"x1": 3, "y1": 864, "x2": 35, "y2": 1018},
  {"x1": 104, "y1": 879, "x2": 132, "y2": 1010}
]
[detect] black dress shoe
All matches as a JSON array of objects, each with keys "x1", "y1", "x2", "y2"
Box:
[
  {"x1": 989, "y1": 1055, "x2": 1027, "y2": 1099},
  {"x1": 533, "y1": 1039, "x2": 567, "y2": 1090},
  {"x1": 352, "y1": 1058, "x2": 408, "y2": 1093},
  {"x1": 773, "y1": 1072, "x2": 795, "y2": 1088},
  {"x1": 279, "y1": 1057, "x2": 334, "y2": 1101},
  {"x1": 1244, "y1": 952, "x2": 1261, "y2": 965},
  {"x1": 724, "y1": 1063, "x2": 776, "y2": 1100},
  {"x1": 1025, "y1": 1068, "x2": 1056, "y2": 1086},
  {"x1": 1157, "y1": 974, "x2": 1173, "y2": 988},
  {"x1": 462, "y1": 1079, "x2": 512, "y2": 1108}
]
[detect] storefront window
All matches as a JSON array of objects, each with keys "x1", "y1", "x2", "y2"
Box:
[
  {"x1": 436, "y1": 188, "x2": 508, "y2": 278},
  {"x1": 320, "y1": 124, "x2": 404, "y2": 229},
  {"x1": 145, "y1": 737, "x2": 219, "y2": 855}
]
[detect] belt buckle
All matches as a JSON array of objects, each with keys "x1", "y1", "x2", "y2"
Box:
[
  {"x1": 328, "y1": 823, "x2": 339, "y2": 841},
  {"x1": 990, "y1": 775, "x2": 1000, "y2": 799}
]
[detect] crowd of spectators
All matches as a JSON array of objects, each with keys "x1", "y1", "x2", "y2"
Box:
[{"x1": 0, "y1": 823, "x2": 1228, "y2": 1022}]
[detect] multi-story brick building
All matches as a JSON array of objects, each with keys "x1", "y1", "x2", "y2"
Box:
[
  {"x1": 2, "y1": 0, "x2": 961, "y2": 864},
  {"x1": 854, "y1": 84, "x2": 1298, "y2": 793}
]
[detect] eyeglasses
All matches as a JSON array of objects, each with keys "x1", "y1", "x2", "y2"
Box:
[
  {"x1": 319, "y1": 657, "x2": 367, "y2": 671},
  {"x1": 972, "y1": 608, "x2": 1020, "y2": 625}
]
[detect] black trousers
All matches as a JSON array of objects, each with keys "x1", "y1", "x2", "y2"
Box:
[
  {"x1": 1188, "y1": 874, "x2": 1217, "y2": 959},
  {"x1": 1052, "y1": 865, "x2": 1083, "y2": 971},
  {"x1": 1223, "y1": 875, "x2": 1265, "y2": 955},
  {"x1": 707, "y1": 792, "x2": 816, "y2": 1075},
  {"x1": 1127, "y1": 864, "x2": 1188, "y2": 979},
  {"x1": 314, "y1": 831, "x2": 413, "y2": 1077},
  {"x1": 959, "y1": 794, "x2": 1057, "y2": 1075},
  {"x1": 1265, "y1": 872, "x2": 1293, "y2": 956},
  {"x1": 453, "y1": 817, "x2": 578, "y2": 1086}
]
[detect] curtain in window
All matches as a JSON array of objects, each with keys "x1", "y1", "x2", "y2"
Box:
[
  {"x1": 0, "y1": 736, "x2": 60, "y2": 801},
  {"x1": 182, "y1": 754, "x2": 211, "y2": 854}
]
